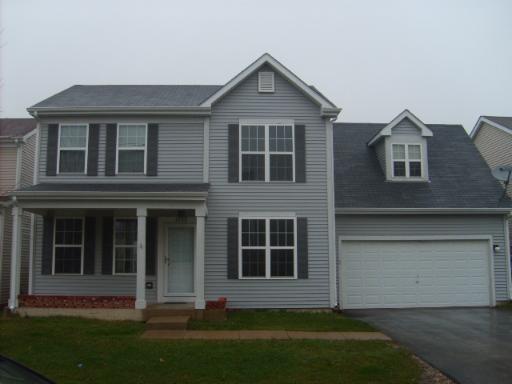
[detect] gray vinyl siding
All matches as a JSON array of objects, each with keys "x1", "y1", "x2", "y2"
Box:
[
  {"x1": 38, "y1": 117, "x2": 204, "y2": 183},
  {"x1": 391, "y1": 118, "x2": 420, "y2": 134},
  {"x1": 336, "y1": 214, "x2": 510, "y2": 302},
  {"x1": 473, "y1": 122, "x2": 512, "y2": 198},
  {"x1": 205, "y1": 65, "x2": 330, "y2": 308},
  {"x1": 32, "y1": 216, "x2": 157, "y2": 303}
]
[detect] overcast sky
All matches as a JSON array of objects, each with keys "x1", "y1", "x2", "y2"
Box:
[{"x1": 2, "y1": 0, "x2": 511, "y2": 131}]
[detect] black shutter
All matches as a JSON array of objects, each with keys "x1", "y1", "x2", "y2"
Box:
[
  {"x1": 41, "y1": 215, "x2": 54, "y2": 275},
  {"x1": 228, "y1": 124, "x2": 239, "y2": 182},
  {"x1": 46, "y1": 124, "x2": 59, "y2": 176},
  {"x1": 87, "y1": 124, "x2": 100, "y2": 176},
  {"x1": 146, "y1": 123, "x2": 159, "y2": 176},
  {"x1": 102, "y1": 217, "x2": 113, "y2": 274},
  {"x1": 297, "y1": 217, "x2": 308, "y2": 278},
  {"x1": 105, "y1": 123, "x2": 117, "y2": 176},
  {"x1": 146, "y1": 217, "x2": 157, "y2": 275},
  {"x1": 227, "y1": 217, "x2": 239, "y2": 279},
  {"x1": 83, "y1": 217, "x2": 96, "y2": 274},
  {"x1": 295, "y1": 124, "x2": 306, "y2": 183}
]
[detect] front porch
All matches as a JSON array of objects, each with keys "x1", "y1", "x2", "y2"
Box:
[{"x1": 8, "y1": 183, "x2": 208, "y2": 313}]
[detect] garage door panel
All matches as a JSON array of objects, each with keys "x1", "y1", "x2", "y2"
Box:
[{"x1": 340, "y1": 240, "x2": 491, "y2": 309}]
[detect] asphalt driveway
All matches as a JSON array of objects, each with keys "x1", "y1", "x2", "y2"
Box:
[{"x1": 346, "y1": 308, "x2": 512, "y2": 384}]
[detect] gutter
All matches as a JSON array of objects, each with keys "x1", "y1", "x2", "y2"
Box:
[
  {"x1": 27, "y1": 106, "x2": 212, "y2": 117},
  {"x1": 10, "y1": 190, "x2": 209, "y2": 200},
  {"x1": 336, "y1": 208, "x2": 512, "y2": 215}
]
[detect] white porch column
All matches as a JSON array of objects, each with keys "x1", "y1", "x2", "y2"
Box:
[
  {"x1": 194, "y1": 206, "x2": 207, "y2": 309},
  {"x1": 135, "y1": 208, "x2": 147, "y2": 309},
  {"x1": 8, "y1": 206, "x2": 22, "y2": 310}
]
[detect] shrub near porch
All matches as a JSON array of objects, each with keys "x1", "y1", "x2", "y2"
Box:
[{"x1": 0, "y1": 317, "x2": 421, "y2": 384}]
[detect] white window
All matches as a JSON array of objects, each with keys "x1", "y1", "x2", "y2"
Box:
[
  {"x1": 58, "y1": 124, "x2": 88, "y2": 173},
  {"x1": 113, "y1": 218, "x2": 138, "y2": 274},
  {"x1": 258, "y1": 71, "x2": 275, "y2": 93},
  {"x1": 53, "y1": 218, "x2": 84, "y2": 274},
  {"x1": 391, "y1": 144, "x2": 423, "y2": 178},
  {"x1": 239, "y1": 216, "x2": 297, "y2": 279},
  {"x1": 240, "y1": 122, "x2": 295, "y2": 182},
  {"x1": 117, "y1": 124, "x2": 147, "y2": 174}
]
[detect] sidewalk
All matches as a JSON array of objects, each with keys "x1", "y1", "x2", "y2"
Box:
[{"x1": 141, "y1": 330, "x2": 390, "y2": 340}]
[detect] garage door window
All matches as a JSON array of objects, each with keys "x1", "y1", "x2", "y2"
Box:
[{"x1": 240, "y1": 217, "x2": 296, "y2": 279}]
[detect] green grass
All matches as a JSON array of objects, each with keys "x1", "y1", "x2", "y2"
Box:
[
  {"x1": 0, "y1": 316, "x2": 421, "y2": 384},
  {"x1": 189, "y1": 310, "x2": 374, "y2": 331}
]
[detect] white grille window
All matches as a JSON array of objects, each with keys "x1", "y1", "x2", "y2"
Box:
[
  {"x1": 116, "y1": 124, "x2": 147, "y2": 173},
  {"x1": 58, "y1": 124, "x2": 88, "y2": 173},
  {"x1": 391, "y1": 144, "x2": 423, "y2": 178},
  {"x1": 258, "y1": 71, "x2": 275, "y2": 93}
]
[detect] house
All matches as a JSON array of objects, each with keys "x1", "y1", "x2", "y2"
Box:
[
  {"x1": 0, "y1": 119, "x2": 37, "y2": 307},
  {"x1": 5, "y1": 54, "x2": 511, "y2": 318},
  {"x1": 335, "y1": 110, "x2": 511, "y2": 308}
]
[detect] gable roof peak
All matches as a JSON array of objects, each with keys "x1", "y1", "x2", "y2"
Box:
[
  {"x1": 367, "y1": 109, "x2": 433, "y2": 146},
  {"x1": 200, "y1": 53, "x2": 340, "y2": 117}
]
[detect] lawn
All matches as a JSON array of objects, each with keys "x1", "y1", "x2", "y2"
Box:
[
  {"x1": 189, "y1": 310, "x2": 374, "y2": 331},
  {"x1": 0, "y1": 316, "x2": 422, "y2": 384}
]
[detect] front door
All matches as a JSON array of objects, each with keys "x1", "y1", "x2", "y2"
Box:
[{"x1": 164, "y1": 226, "x2": 195, "y2": 297}]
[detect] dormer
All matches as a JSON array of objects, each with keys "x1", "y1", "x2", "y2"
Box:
[{"x1": 368, "y1": 110, "x2": 433, "y2": 182}]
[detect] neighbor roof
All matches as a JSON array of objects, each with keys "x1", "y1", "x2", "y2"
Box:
[
  {"x1": 482, "y1": 116, "x2": 512, "y2": 131},
  {"x1": 30, "y1": 85, "x2": 223, "y2": 109},
  {"x1": 470, "y1": 116, "x2": 512, "y2": 138},
  {"x1": 0, "y1": 118, "x2": 36, "y2": 138},
  {"x1": 334, "y1": 123, "x2": 512, "y2": 209}
]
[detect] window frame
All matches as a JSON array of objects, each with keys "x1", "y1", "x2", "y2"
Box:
[
  {"x1": 239, "y1": 120, "x2": 295, "y2": 183},
  {"x1": 391, "y1": 143, "x2": 424, "y2": 179},
  {"x1": 112, "y1": 217, "x2": 138, "y2": 275},
  {"x1": 56, "y1": 123, "x2": 89, "y2": 175},
  {"x1": 52, "y1": 217, "x2": 85, "y2": 275},
  {"x1": 115, "y1": 123, "x2": 148, "y2": 175},
  {"x1": 238, "y1": 214, "x2": 297, "y2": 280}
]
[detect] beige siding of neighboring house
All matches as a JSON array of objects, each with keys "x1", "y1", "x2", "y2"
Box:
[
  {"x1": 474, "y1": 122, "x2": 512, "y2": 198},
  {"x1": 0, "y1": 133, "x2": 36, "y2": 305}
]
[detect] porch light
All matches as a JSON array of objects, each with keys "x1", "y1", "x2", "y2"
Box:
[{"x1": 493, "y1": 244, "x2": 501, "y2": 252}]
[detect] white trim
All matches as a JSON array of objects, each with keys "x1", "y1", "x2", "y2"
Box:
[
  {"x1": 336, "y1": 208, "x2": 512, "y2": 215},
  {"x1": 338, "y1": 235, "x2": 496, "y2": 309},
  {"x1": 200, "y1": 53, "x2": 339, "y2": 113},
  {"x1": 8, "y1": 206, "x2": 22, "y2": 310},
  {"x1": 470, "y1": 116, "x2": 512, "y2": 139},
  {"x1": 0, "y1": 209, "x2": 5, "y2": 303},
  {"x1": 14, "y1": 139, "x2": 23, "y2": 189},
  {"x1": 112, "y1": 217, "x2": 138, "y2": 275},
  {"x1": 56, "y1": 123, "x2": 89, "y2": 175},
  {"x1": 239, "y1": 121, "x2": 295, "y2": 183},
  {"x1": 28, "y1": 213, "x2": 35, "y2": 295},
  {"x1": 28, "y1": 106, "x2": 212, "y2": 117},
  {"x1": 203, "y1": 117, "x2": 210, "y2": 183},
  {"x1": 390, "y1": 143, "x2": 424, "y2": 179},
  {"x1": 115, "y1": 123, "x2": 148, "y2": 175},
  {"x1": 504, "y1": 217, "x2": 512, "y2": 299},
  {"x1": 368, "y1": 109, "x2": 433, "y2": 146},
  {"x1": 238, "y1": 215, "x2": 298, "y2": 280},
  {"x1": 325, "y1": 119, "x2": 337, "y2": 308},
  {"x1": 52, "y1": 217, "x2": 85, "y2": 275},
  {"x1": 33, "y1": 122, "x2": 41, "y2": 185}
]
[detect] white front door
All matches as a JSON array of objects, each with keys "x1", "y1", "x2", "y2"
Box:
[
  {"x1": 340, "y1": 239, "x2": 492, "y2": 309},
  {"x1": 164, "y1": 226, "x2": 195, "y2": 297}
]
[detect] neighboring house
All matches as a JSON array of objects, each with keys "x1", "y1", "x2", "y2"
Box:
[
  {"x1": 4, "y1": 54, "x2": 511, "y2": 316},
  {"x1": 0, "y1": 119, "x2": 37, "y2": 307},
  {"x1": 471, "y1": 116, "x2": 512, "y2": 198}
]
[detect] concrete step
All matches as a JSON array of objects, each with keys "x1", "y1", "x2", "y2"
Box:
[
  {"x1": 146, "y1": 315, "x2": 190, "y2": 330},
  {"x1": 144, "y1": 309, "x2": 196, "y2": 320}
]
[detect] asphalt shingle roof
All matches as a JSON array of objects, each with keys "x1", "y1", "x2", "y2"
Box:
[
  {"x1": 17, "y1": 183, "x2": 209, "y2": 193},
  {"x1": 483, "y1": 116, "x2": 512, "y2": 132},
  {"x1": 0, "y1": 118, "x2": 36, "y2": 138},
  {"x1": 30, "y1": 85, "x2": 223, "y2": 109},
  {"x1": 334, "y1": 123, "x2": 511, "y2": 209}
]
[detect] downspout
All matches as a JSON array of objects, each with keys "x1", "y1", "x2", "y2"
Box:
[{"x1": 325, "y1": 117, "x2": 338, "y2": 308}]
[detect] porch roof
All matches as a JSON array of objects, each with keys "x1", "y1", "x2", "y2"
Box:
[{"x1": 14, "y1": 183, "x2": 209, "y2": 194}]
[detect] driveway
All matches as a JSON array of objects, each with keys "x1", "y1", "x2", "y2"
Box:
[{"x1": 346, "y1": 308, "x2": 512, "y2": 384}]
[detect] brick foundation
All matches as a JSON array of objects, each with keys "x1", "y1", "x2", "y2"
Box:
[{"x1": 18, "y1": 295, "x2": 135, "y2": 309}]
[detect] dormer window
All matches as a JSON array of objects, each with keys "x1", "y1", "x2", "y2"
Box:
[
  {"x1": 392, "y1": 144, "x2": 422, "y2": 178},
  {"x1": 258, "y1": 71, "x2": 275, "y2": 93}
]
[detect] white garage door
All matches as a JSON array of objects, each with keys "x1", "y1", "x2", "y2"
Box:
[{"x1": 340, "y1": 239, "x2": 492, "y2": 309}]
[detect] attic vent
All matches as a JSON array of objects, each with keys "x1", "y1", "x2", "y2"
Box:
[{"x1": 258, "y1": 71, "x2": 275, "y2": 93}]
